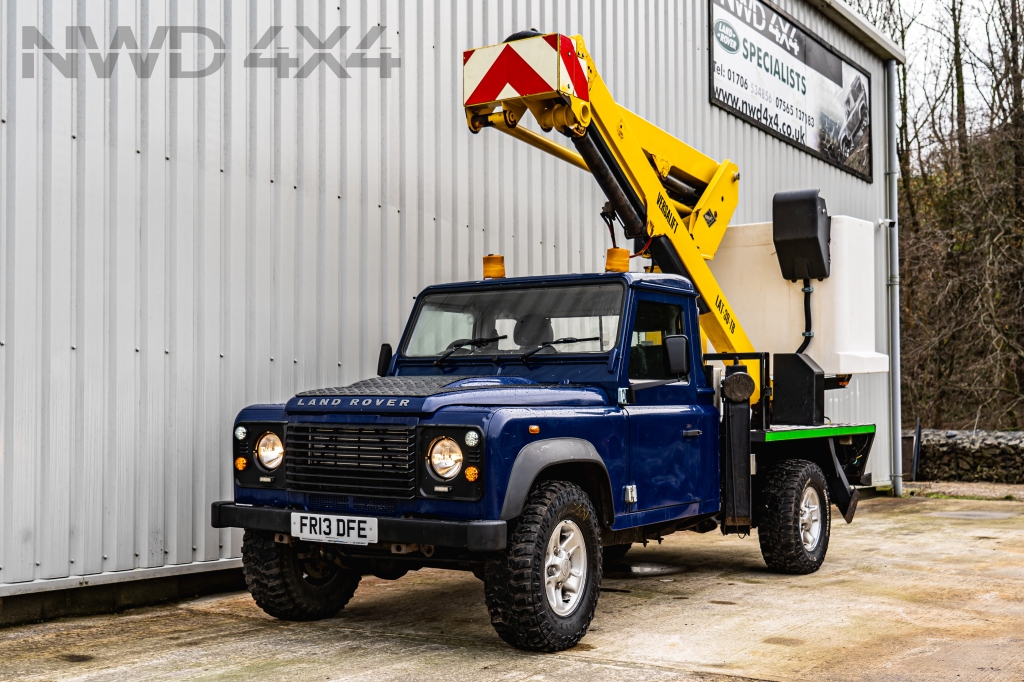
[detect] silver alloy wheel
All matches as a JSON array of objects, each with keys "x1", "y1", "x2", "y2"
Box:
[
  {"x1": 799, "y1": 485, "x2": 822, "y2": 551},
  {"x1": 544, "y1": 519, "x2": 588, "y2": 616}
]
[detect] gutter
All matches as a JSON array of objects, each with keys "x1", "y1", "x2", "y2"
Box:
[{"x1": 806, "y1": 0, "x2": 907, "y2": 64}]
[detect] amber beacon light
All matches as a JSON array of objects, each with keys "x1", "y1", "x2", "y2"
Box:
[
  {"x1": 483, "y1": 254, "x2": 506, "y2": 279},
  {"x1": 605, "y1": 247, "x2": 629, "y2": 272}
]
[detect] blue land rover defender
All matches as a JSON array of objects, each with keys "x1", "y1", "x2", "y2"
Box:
[{"x1": 212, "y1": 271, "x2": 873, "y2": 652}]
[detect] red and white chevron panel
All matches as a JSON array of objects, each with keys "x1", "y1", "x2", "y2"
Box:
[{"x1": 463, "y1": 34, "x2": 589, "y2": 106}]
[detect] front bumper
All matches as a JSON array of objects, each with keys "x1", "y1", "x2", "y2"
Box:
[{"x1": 211, "y1": 501, "x2": 507, "y2": 552}]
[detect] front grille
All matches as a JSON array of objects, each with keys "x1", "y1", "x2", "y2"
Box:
[
  {"x1": 307, "y1": 494, "x2": 398, "y2": 514},
  {"x1": 286, "y1": 423, "x2": 417, "y2": 498}
]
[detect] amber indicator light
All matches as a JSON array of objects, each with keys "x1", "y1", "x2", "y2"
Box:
[
  {"x1": 234, "y1": 457, "x2": 248, "y2": 471},
  {"x1": 465, "y1": 466, "x2": 480, "y2": 482},
  {"x1": 528, "y1": 425, "x2": 540, "y2": 434}
]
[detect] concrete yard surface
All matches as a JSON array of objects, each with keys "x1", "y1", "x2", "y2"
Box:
[{"x1": 2, "y1": 495, "x2": 1022, "y2": 682}]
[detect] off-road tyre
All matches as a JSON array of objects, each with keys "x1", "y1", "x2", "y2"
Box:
[
  {"x1": 602, "y1": 543, "x2": 632, "y2": 563},
  {"x1": 484, "y1": 481, "x2": 602, "y2": 652},
  {"x1": 241, "y1": 530, "x2": 361, "y2": 620},
  {"x1": 757, "y1": 460, "x2": 831, "y2": 574}
]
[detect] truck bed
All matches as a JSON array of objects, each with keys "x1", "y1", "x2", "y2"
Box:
[{"x1": 751, "y1": 423, "x2": 876, "y2": 442}]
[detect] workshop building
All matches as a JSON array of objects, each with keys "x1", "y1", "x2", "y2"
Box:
[{"x1": 0, "y1": 0, "x2": 903, "y2": 598}]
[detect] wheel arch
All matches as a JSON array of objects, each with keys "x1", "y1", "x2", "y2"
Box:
[
  {"x1": 753, "y1": 434, "x2": 869, "y2": 523},
  {"x1": 499, "y1": 438, "x2": 615, "y2": 527},
  {"x1": 753, "y1": 433, "x2": 873, "y2": 484}
]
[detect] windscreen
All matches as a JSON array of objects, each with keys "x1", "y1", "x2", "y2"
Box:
[{"x1": 404, "y1": 283, "x2": 624, "y2": 358}]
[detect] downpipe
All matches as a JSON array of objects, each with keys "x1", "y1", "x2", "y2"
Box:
[{"x1": 885, "y1": 59, "x2": 903, "y2": 497}]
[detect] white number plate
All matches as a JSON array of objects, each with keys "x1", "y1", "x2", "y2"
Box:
[{"x1": 290, "y1": 512, "x2": 378, "y2": 546}]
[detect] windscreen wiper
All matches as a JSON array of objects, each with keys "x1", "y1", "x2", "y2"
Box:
[
  {"x1": 520, "y1": 336, "x2": 601, "y2": 362},
  {"x1": 434, "y1": 335, "x2": 507, "y2": 366}
]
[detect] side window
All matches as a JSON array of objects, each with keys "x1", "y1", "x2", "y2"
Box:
[{"x1": 628, "y1": 300, "x2": 685, "y2": 381}]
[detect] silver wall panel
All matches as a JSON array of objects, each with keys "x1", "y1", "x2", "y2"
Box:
[{"x1": 0, "y1": 0, "x2": 892, "y2": 591}]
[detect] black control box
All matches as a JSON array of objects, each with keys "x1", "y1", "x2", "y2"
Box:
[{"x1": 773, "y1": 189, "x2": 831, "y2": 281}]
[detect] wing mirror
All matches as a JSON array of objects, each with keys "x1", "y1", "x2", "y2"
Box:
[
  {"x1": 663, "y1": 335, "x2": 690, "y2": 376},
  {"x1": 377, "y1": 343, "x2": 393, "y2": 377}
]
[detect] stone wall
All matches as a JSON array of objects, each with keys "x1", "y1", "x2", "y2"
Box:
[{"x1": 913, "y1": 430, "x2": 1024, "y2": 483}]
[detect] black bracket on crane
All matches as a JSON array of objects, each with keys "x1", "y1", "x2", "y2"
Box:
[{"x1": 600, "y1": 201, "x2": 619, "y2": 248}]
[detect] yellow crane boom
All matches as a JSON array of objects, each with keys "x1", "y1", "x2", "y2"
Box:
[{"x1": 463, "y1": 31, "x2": 763, "y2": 398}]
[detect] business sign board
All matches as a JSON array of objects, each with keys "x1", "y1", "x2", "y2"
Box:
[{"x1": 709, "y1": 0, "x2": 873, "y2": 181}]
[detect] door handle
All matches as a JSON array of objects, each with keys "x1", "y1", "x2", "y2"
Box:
[{"x1": 682, "y1": 429, "x2": 702, "y2": 438}]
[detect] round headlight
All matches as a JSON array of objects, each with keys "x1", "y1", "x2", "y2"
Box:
[
  {"x1": 255, "y1": 432, "x2": 284, "y2": 470},
  {"x1": 464, "y1": 431, "x2": 480, "y2": 448},
  {"x1": 234, "y1": 425, "x2": 247, "y2": 441},
  {"x1": 429, "y1": 437, "x2": 463, "y2": 480}
]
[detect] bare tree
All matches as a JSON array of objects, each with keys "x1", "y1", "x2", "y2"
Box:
[
  {"x1": 951, "y1": 0, "x2": 971, "y2": 175},
  {"x1": 864, "y1": 0, "x2": 1024, "y2": 429}
]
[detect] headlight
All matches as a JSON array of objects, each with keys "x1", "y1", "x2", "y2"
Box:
[
  {"x1": 429, "y1": 437, "x2": 463, "y2": 480},
  {"x1": 255, "y1": 432, "x2": 284, "y2": 470}
]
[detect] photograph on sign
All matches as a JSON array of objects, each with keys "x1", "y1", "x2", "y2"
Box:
[{"x1": 709, "y1": 0, "x2": 872, "y2": 181}]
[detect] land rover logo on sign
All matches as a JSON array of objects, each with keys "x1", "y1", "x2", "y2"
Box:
[{"x1": 713, "y1": 20, "x2": 739, "y2": 54}]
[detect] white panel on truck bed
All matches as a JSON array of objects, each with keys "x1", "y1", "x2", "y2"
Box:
[{"x1": 708, "y1": 217, "x2": 889, "y2": 375}]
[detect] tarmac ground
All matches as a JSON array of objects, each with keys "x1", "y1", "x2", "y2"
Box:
[{"x1": 2, "y1": 491, "x2": 1022, "y2": 681}]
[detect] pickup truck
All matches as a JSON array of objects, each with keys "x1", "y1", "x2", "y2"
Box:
[{"x1": 212, "y1": 270, "x2": 874, "y2": 652}]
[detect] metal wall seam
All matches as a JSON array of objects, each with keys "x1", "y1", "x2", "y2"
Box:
[
  {"x1": 0, "y1": 0, "x2": 892, "y2": 590},
  {"x1": 0, "y1": 0, "x2": 8, "y2": 585}
]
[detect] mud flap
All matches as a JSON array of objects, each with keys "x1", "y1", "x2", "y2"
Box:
[{"x1": 828, "y1": 439, "x2": 860, "y2": 524}]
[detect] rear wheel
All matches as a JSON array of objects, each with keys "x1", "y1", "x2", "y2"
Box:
[
  {"x1": 241, "y1": 530, "x2": 362, "y2": 620},
  {"x1": 757, "y1": 460, "x2": 831, "y2": 574},
  {"x1": 484, "y1": 481, "x2": 602, "y2": 652}
]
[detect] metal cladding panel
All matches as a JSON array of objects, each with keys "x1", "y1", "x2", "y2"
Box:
[{"x1": 0, "y1": 0, "x2": 891, "y2": 591}]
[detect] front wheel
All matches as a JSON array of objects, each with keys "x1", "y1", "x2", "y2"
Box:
[
  {"x1": 757, "y1": 460, "x2": 831, "y2": 574},
  {"x1": 484, "y1": 481, "x2": 602, "y2": 652},
  {"x1": 241, "y1": 530, "x2": 362, "y2": 620}
]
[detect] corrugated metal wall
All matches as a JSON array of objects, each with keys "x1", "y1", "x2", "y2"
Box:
[{"x1": 0, "y1": 0, "x2": 892, "y2": 591}]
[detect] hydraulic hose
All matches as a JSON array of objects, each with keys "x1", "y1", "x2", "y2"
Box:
[{"x1": 796, "y1": 278, "x2": 813, "y2": 354}]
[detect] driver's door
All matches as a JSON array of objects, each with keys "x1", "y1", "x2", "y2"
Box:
[{"x1": 623, "y1": 297, "x2": 713, "y2": 511}]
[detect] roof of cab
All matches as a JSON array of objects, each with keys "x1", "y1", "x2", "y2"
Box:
[{"x1": 417, "y1": 271, "x2": 696, "y2": 296}]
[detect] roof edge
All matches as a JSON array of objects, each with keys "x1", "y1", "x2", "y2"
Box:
[{"x1": 807, "y1": 0, "x2": 906, "y2": 64}]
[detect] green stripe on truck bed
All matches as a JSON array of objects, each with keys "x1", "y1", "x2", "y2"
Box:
[{"x1": 755, "y1": 424, "x2": 876, "y2": 442}]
